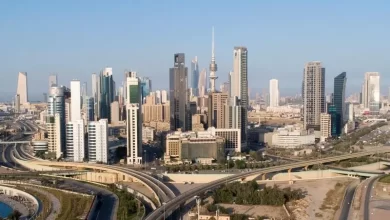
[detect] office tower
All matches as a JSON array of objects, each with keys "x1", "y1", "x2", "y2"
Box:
[
  {"x1": 269, "y1": 79, "x2": 279, "y2": 107},
  {"x1": 65, "y1": 99, "x2": 71, "y2": 124},
  {"x1": 91, "y1": 73, "x2": 99, "y2": 118},
  {"x1": 88, "y1": 119, "x2": 108, "y2": 163},
  {"x1": 49, "y1": 74, "x2": 58, "y2": 88},
  {"x1": 16, "y1": 72, "x2": 28, "y2": 105},
  {"x1": 46, "y1": 113, "x2": 63, "y2": 158},
  {"x1": 48, "y1": 86, "x2": 66, "y2": 156},
  {"x1": 81, "y1": 82, "x2": 87, "y2": 98},
  {"x1": 83, "y1": 96, "x2": 94, "y2": 125},
  {"x1": 169, "y1": 53, "x2": 191, "y2": 131},
  {"x1": 362, "y1": 72, "x2": 380, "y2": 115},
  {"x1": 220, "y1": 81, "x2": 230, "y2": 94},
  {"x1": 161, "y1": 90, "x2": 168, "y2": 104},
  {"x1": 302, "y1": 61, "x2": 325, "y2": 130},
  {"x1": 224, "y1": 96, "x2": 242, "y2": 130},
  {"x1": 110, "y1": 101, "x2": 120, "y2": 125},
  {"x1": 231, "y1": 47, "x2": 248, "y2": 142},
  {"x1": 208, "y1": 92, "x2": 228, "y2": 128},
  {"x1": 191, "y1": 56, "x2": 200, "y2": 96},
  {"x1": 70, "y1": 80, "x2": 81, "y2": 121},
  {"x1": 99, "y1": 67, "x2": 115, "y2": 121},
  {"x1": 155, "y1": 90, "x2": 161, "y2": 104},
  {"x1": 332, "y1": 72, "x2": 347, "y2": 136},
  {"x1": 126, "y1": 72, "x2": 143, "y2": 164},
  {"x1": 198, "y1": 68, "x2": 207, "y2": 97},
  {"x1": 66, "y1": 120, "x2": 85, "y2": 162},
  {"x1": 14, "y1": 94, "x2": 20, "y2": 113},
  {"x1": 140, "y1": 77, "x2": 152, "y2": 103}
]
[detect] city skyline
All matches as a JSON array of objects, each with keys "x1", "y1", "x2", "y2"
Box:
[{"x1": 1, "y1": 1, "x2": 389, "y2": 101}]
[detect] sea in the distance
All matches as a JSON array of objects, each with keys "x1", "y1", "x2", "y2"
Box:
[{"x1": 0, "y1": 202, "x2": 12, "y2": 218}]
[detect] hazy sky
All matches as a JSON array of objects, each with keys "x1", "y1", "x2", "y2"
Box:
[{"x1": 1, "y1": 0, "x2": 389, "y2": 101}]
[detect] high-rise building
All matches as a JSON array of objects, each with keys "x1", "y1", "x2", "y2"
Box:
[
  {"x1": 70, "y1": 80, "x2": 81, "y2": 121},
  {"x1": 231, "y1": 47, "x2": 248, "y2": 142},
  {"x1": 269, "y1": 79, "x2": 279, "y2": 107},
  {"x1": 320, "y1": 113, "x2": 331, "y2": 141},
  {"x1": 81, "y1": 82, "x2": 88, "y2": 98},
  {"x1": 169, "y1": 53, "x2": 191, "y2": 131},
  {"x1": 161, "y1": 90, "x2": 168, "y2": 104},
  {"x1": 208, "y1": 92, "x2": 228, "y2": 128},
  {"x1": 16, "y1": 72, "x2": 28, "y2": 105},
  {"x1": 88, "y1": 119, "x2": 108, "y2": 163},
  {"x1": 14, "y1": 94, "x2": 20, "y2": 113},
  {"x1": 302, "y1": 61, "x2": 325, "y2": 130},
  {"x1": 191, "y1": 56, "x2": 199, "y2": 96},
  {"x1": 49, "y1": 74, "x2": 58, "y2": 89},
  {"x1": 198, "y1": 68, "x2": 207, "y2": 97},
  {"x1": 332, "y1": 72, "x2": 347, "y2": 137},
  {"x1": 362, "y1": 72, "x2": 380, "y2": 115},
  {"x1": 155, "y1": 90, "x2": 161, "y2": 104},
  {"x1": 91, "y1": 73, "x2": 99, "y2": 119},
  {"x1": 66, "y1": 120, "x2": 85, "y2": 162},
  {"x1": 65, "y1": 99, "x2": 71, "y2": 124},
  {"x1": 110, "y1": 101, "x2": 120, "y2": 125},
  {"x1": 220, "y1": 81, "x2": 230, "y2": 94},
  {"x1": 126, "y1": 72, "x2": 143, "y2": 164},
  {"x1": 46, "y1": 113, "x2": 63, "y2": 158},
  {"x1": 348, "y1": 103, "x2": 355, "y2": 122},
  {"x1": 82, "y1": 96, "x2": 94, "y2": 125},
  {"x1": 224, "y1": 96, "x2": 242, "y2": 130},
  {"x1": 99, "y1": 68, "x2": 115, "y2": 121},
  {"x1": 140, "y1": 77, "x2": 152, "y2": 103},
  {"x1": 48, "y1": 86, "x2": 66, "y2": 156}
]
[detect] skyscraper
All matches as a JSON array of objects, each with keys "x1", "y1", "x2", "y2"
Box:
[
  {"x1": 231, "y1": 47, "x2": 248, "y2": 142},
  {"x1": 191, "y1": 56, "x2": 199, "y2": 96},
  {"x1": 99, "y1": 67, "x2": 115, "y2": 121},
  {"x1": 14, "y1": 94, "x2": 20, "y2": 113},
  {"x1": 161, "y1": 90, "x2": 168, "y2": 104},
  {"x1": 88, "y1": 119, "x2": 108, "y2": 163},
  {"x1": 155, "y1": 90, "x2": 161, "y2": 104},
  {"x1": 169, "y1": 53, "x2": 191, "y2": 131},
  {"x1": 16, "y1": 72, "x2": 28, "y2": 105},
  {"x1": 198, "y1": 68, "x2": 207, "y2": 97},
  {"x1": 303, "y1": 61, "x2": 325, "y2": 130},
  {"x1": 70, "y1": 80, "x2": 81, "y2": 121},
  {"x1": 126, "y1": 72, "x2": 143, "y2": 164},
  {"x1": 269, "y1": 79, "x2": 279, "y2": 107},
  {"x1": 91, "y1": 73, "x2": 98, "y2": 119},
  {"x1": 208, "y1": 92, "x2": 228, "y2": 128},
  {"x1": 66, "y1": 120, "x2": 85, "y2": 162},
  {"x1": 140, "y1": 77, "x2": 152, "y2": 103},
  {"x1": 48, "y1": 86, "x2": 66, "y2": 157},
  {"x1": 362, "y1": 72, "x2": 380, "y2": 115},
  {"x1": 49, "y1": 74, "x2": 58, "y2": 88},
  {"x1": 332, "y1": 72, "x2": 347, "y2": 136}
]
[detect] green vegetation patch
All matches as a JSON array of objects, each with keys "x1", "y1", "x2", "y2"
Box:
[
  {"x1": 379, "y1": 174, "x2": 390, "y2": 183},
  {"x1": 108, "y1": 184, "x2": 145, "y2": 220}
]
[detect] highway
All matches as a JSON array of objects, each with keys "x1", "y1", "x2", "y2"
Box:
[
  {"x1": 364, "y1": 176, "x2": 381, "y2": 220},
  {"x1": 145, "y1": 147, "x2": 390, "y2": 220},
  {"x1": 339, "y1": 180, "x2": 359, "y2": 220}
]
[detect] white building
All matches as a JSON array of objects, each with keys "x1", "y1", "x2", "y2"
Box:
[
  {"x1": 362, "y1": 72, "x2": 380, "y2": 115},
  {"x1": 271, "y1": 125, "x2": 315, "y2": 148},
  {"x1": 142, "y1": 126, "x2": 155, "y2": 142},
  {"x1": 46, "y1": 113, "x2": 63, "y2": 158},
  {"x1": 208, "y1": 127, "x2": 241, "y2": 153},
  {"x1": 161, "y1": 90, "x2": 168, "y2": 104},
  {"x1": 266, "y1": 105, "x2": 301, "y2": 114},
  {"x1": 348, "y1": 103, "x2": 354, "y2": 122},
  {"x1": 320, "y1": 113, "x2": 331, "y2": 142},
  {"x1": 48, "y1": 74, "x2": 58, "y2": 88},
  {"x1": 88, "y1": 119, "x2": 108, "y2": 163},
  {"x1": 269, "y1": 79, "x2": 279, "y2": 107},
  {"x1": 155, "y1": 90, "x2": 161, "y2": 104},
  {"x1": 70, "y1": 80, "x2": 81, "y2": 121},
  {"x1": 16, "y1": 72, "x2": 28, "y2": 105},
  {"x1": 66, "y1": 120, "x2": 85, "y2": 162},
  {"x1": 126, "y1": 72, "x2": 143, "y2": 165}
]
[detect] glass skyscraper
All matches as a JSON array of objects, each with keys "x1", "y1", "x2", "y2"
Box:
[
  {"x1": 191, "y1": 56, "x2": 199, "y2": 96},
  {"x1": 99, "y1": 68, "x2": 115, "y2": 122},
  {"x1": 140, "y1": 77, "x2": 152, "y2": 103},
  {"x1": 327, "y1": 72, "x2": 347, "y2": 137}
]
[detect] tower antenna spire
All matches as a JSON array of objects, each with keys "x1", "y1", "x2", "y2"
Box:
[{"x1": 209, "y1": 26, "x2": 218, "y2": 92}]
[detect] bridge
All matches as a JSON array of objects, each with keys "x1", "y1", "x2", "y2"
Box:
[
  {"x1": 145, "y1": 147, "x2": 390, "y2": 220},
  {"x1": 0, "y1": 141, "x2": 30, "y2": 145},
  {"x1": 363, "y1": 118, "x2": 387, "y2": 123}
]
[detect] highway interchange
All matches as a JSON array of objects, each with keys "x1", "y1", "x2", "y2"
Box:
[{"x1": 1, "y1": 119, "x2": 390, "y2": 219}]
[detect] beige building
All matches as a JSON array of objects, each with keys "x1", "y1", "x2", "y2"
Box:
[
  {"x1": 320, "y1": 113, "x2": 331, "y2": 141},
  {"x1": 46, "y1": 113, "x2": 62, "y2": 158},
  {"x1": 165, "y1": 129, "x2": 225, "y2": 163},
  {"x1": 192, "y1": 114, "x2": 206, "y2": 131},
  {"x1": 208, "y1": 127, "x2": 241, "y2": 153},
  {"x1": 142, "y1": 103, "x2": 170, "y2": 123},
  {"x1": 142, "y1": 126, "x2": 155, "y2": 142},
  {"x1": 110, "y1": 101, "x2": 120, "y2": 125},
  {"x1": 207, "y1": 92, "x2": 228, "y2": 128}
]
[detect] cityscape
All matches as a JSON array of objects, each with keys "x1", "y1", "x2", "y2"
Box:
[{"x1": 1, "y1": 1, "x2": 390, "y2": 220}]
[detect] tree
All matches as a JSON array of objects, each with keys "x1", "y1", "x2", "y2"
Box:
[{"x1": 8, "y1": 210, "x2": 22, "y2": 220}]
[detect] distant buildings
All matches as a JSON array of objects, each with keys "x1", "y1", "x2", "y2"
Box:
[
  {"x1": 140, "y1": 77, "x2": 152, "y2": 103},
  {"x1": 99, "y1": 68, "x2": 115, "y2": 121},
  {"x1": 271, "y1": 125, "x2": 315, "y2": 148},
  {"x1": 48, "y1": 74, "x2": 58, "y2": 88},
  {"x1": 269, "y1": 79, "x2": 279, "y2": 107},
  {"x1": 320, "y1": 113, "x2": 331, "y2": 141},
  {"x1": 66, "y1": 120, "x2": 85, "y2": 162},
  {"x1": 302, "y1": 61, "x2": 325, "y2": 130},
  {"x1": 47, "y1": 86, "x2": 66, "y2": 157},
  {"x1": 70, "y1": 80, "x2": 81, "y2": 121},
  {"x1": 16, "y1": 72, "x2": 28, "y2": 105},
  {"x1": 198, "y1": 68, "x2": 207, "y2": 97},
  {"x1": 331, "y1": 72, "x2": 347, "y2": 137},
  {"x1": 208, "y1": 92, "x2": 228, "y2": 128},
  {"x1": 191, "y1": 56, "x2": 199, "y2": 96}
]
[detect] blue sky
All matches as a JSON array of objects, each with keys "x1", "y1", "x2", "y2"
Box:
[{"x1": 1, "y1": 0, "x2": 389, "y2": 101}]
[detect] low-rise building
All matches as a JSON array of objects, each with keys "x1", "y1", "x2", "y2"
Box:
[
  {"x1": 165, "y1": 129, "x2": 225, "y2": 163},
  {"x1": 142, "y1": 126, "x2": 155, "y2": 142},
  {"x1": 271, "y1": 125, "x2": 315, "y2": 148}
]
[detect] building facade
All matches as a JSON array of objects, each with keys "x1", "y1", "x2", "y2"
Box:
[
  {"x1": 208, "y1": 92, "x2": 229, "y2": 128},
  {"x1": 191, "y1": 56, "x2": 199, "y2": 96},
  {"x1": 269, "y1": 79, "x2": 279, "y2": 107},
  {"x1": 332, "y1": 72, "x2": 347, "y2": 137},
  {"x1": 362, "y1": 72, "x2": 380, "y2": 115},
  {"x1": 88, "y1": 119, "x2": 108, "y2": 163},
  {"x1": 70, "y1": 80, "x2": 81, "y2": 121},
  {"x1": 66, "y1": 120, "x2": 85, "y2": 162},
  {"x1": 99, "y1": 67, "x2": 115, "y2": 121},
  {"x1": 16, "y1": 72, "x2": 28, "y2": 105}
]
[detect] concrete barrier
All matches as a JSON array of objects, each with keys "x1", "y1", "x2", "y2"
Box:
[{"x1": 0, "y1": 184, "x2": 40, "y2": 218}]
